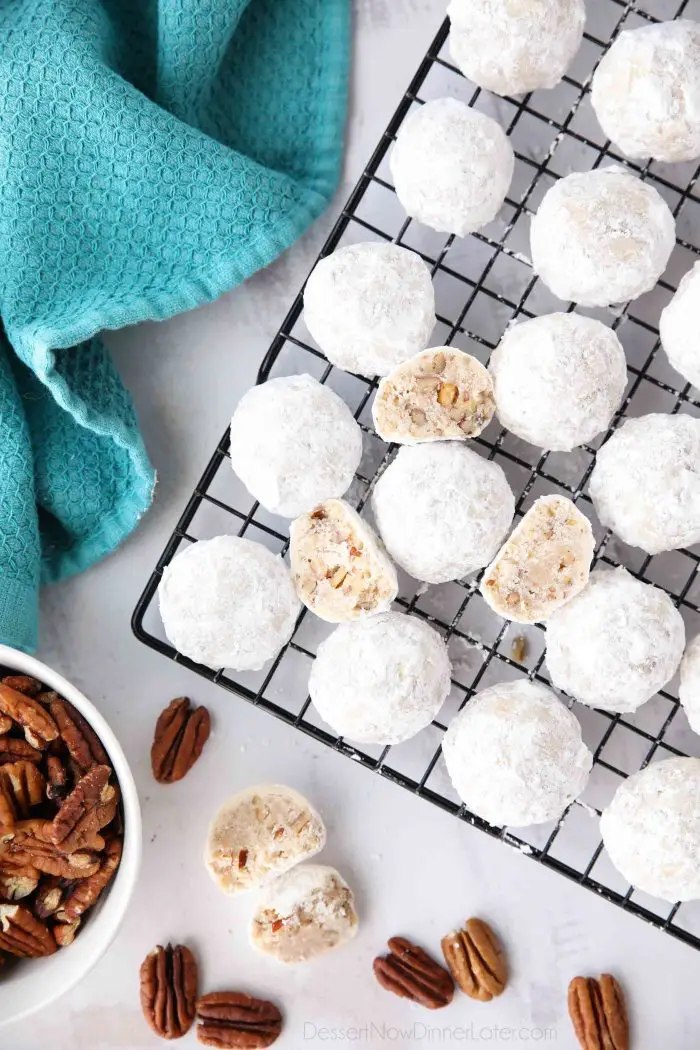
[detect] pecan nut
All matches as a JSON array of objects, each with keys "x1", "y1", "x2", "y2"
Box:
[
  {"x1": 0, "y1": 904, "x2": 56, "y2": 957},
  {"x1": 0, "y1": 684, "x2": 58, "y2": 750},
  {"x1": 46, "y1": 754, "x2": 70, "y2": 803},
  {"x1": 0, "y1": 737, "x2": 42, "y2": 765},
  {"x1": 33, "y1": 877, "x2": 65, "y2": 919},
  {"x1": 441, "y1": 918, "x2": 507, "y2": 1001},
  {"x1": 52, "y1": 917, "x2": 80, "y2": 947},
  {"x1": 1, "y1": 676, "x2": 42, "y2": 697},
  {"x1": 140, "y1": 943, "x2": 198, "y2": 1040},
  {"x1": 2, "y1": 819, "x2": 101, "y2": 878},
  {"x1": 0, "y1": 761, "x2": 46, "y2": 819},
  {"x1": 0, "y1": 781, "x2": 15, "y2": 838},
  {"x1": 0, "y1": 716, "x2": 12, "y2": 735},
  {"x1": 151, "y1": 697, "x2": 211, "y2": 784},
  {"x1": 57, "y1": 834, "x2": 122, "y2": 922},
  {"x1": 196, "y1": 992, "x2": 283, "y2": 1048},
  {"x1": 49, "y1": 698, "x2": 109, "y2": 773},
  {"x1": 373, "y1": 936, "x2": 454, "y2": 1009},
  {"x1": 0, "y1": 868, "x2": 39, "y2": 901},
  {"x1": 568, "y1": 975, "x2": 629, "y2": 1050},
  {"x1": 51, "y1": 764, "x2": 118, "y2": 852}
]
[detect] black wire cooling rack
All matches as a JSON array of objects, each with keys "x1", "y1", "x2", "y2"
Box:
[{"x1": 133, "y1": 2, "x2": 700, "y2": 950}]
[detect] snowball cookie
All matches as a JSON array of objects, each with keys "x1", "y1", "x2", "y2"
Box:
[
  {"x1": 592, "y1": 21, "x2": 700, "y2": 164},
  {"x1": 372, "y1": 443, "x2": 515, "y2": 584},
  {"x1": 448, "y1": 0, "x2": 585, "y2": 97},
  {"x1": 229, "y1": 374, "x2": 362, "y2": 518},
  {"x1": 590, "y1": 413, "x2": 700, "y2": 555},
  {"x1": 489, "y1": 314, "x2": 627, "y2": 451},
  {"x1": 601, "y1": 757, "x2": 700, "y2": 901},
  {"x1": 204, "y1": 785, "x2": 326, "y2": 895},
  {"x1": 443, "y1": 680, "x2": 592, "y2": 826},
  {"x1": 390, "y1": 98, "x2": 514, "y2": 236},
  {"x1": 309, "y1": 612, "x2": 451, "y2": 745},
  {"x1": 545, "y1": 568, "x2": 685, "y2": 713},
  {"x1": 373, "y1": 347, "x2": 496, "y2": 444},
  {"x1": 481, "y1": 495, "x2": 594, "y2": 624},
  {"x1": 679, "y1": 634, "x2": 700, "y2": 736},
  {"x1": 660, "y1": 261, "x2": 700, "y2": 389},
  {"x1": 250, "y1": 864, "x2": 358, "y2": 963},
  {"x1": 289, "y1": 499, "x2": 398, "y2": 623},
  {"x1": 159, "y1": 536, "x2": 300, "y2": 671},
  {"x1": 530, "y1": 167, "x2": 676, "y2": 307},
  {"x1": 303, "y1": 243, "x2": 436, "y2": 378}
]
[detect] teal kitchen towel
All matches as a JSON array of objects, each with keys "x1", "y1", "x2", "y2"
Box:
[{"x1": 0, "y1": 0, "x2": 350, "y2": 653}]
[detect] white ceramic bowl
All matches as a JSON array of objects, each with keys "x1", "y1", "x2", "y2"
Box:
[{"x1": 0, "y1": 645, "x2": 142, "y2": 1026}]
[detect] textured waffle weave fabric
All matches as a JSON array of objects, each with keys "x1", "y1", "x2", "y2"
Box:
[{"x1": 0, "y1": 0, "x2": 350, "y2": 653}]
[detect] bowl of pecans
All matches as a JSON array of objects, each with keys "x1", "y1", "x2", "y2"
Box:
[{"x1": 0, "y1": 645, "x2": 141, "y2": 1026}]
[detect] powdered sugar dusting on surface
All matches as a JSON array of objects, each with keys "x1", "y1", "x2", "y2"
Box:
[
  {"x1": 390, "y1": 98, "x2": 514, "y2": 236},
  {"x1": 442, "y1": 679, "x2": 592, "y2": 827},
  {"x1": 601, "y1": 758, "x2": 700, "y2": 901},
  {"x1": 448, "y1": 0, "x2": 585, "y2": 96},
  {"x1": 372, "y1": 442, "x2": 515, "y2": 584},
  {"x1": 545, "y1": 567, "x2": 685, "y2": 713},
  {"x1": 229, "y1": 374, "x2": 362, "y2": 518},
  {"x1": 592, "y1": 21, "x2": 700, "y2": 164},
  {"x1": 530, "y1": 167, "x2": 676, "y2": 307},
  {"x1": 303, "y1": 243, "x2": 436, "y2": 378},
  {"x1": 309, "y1": 612, "x2": 451, "y2": 745},
  {"x1": 159, "y1": 536, "x2": 300, "y2": 671},
  {"x1": 590, "y1": 413, "x2": 700, "y2": 554},
  {"x1": 489, "y1": 313, "x2": 627, "y2": 452}
]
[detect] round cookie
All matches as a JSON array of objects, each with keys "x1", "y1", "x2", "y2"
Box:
[
  {"x1": 488, "y1": 313, "x2": 627, "y2": 451},
  {"x1": 303, "y1": 243, "x2": 436, "y2": 378},
  {"x1": 589, "y1": 413, "x2": 700, "y2": 555},
  {"x1": 448, "y1": 0, "x2": 585, "y2": 97},
  {"x1": 159, "y1": 536, "x2": 300, "y2": 671},
  {"x1": 530, "y1": 167, "x2": 676, "y2": 307},
  {"x1": 373, "y1": 347, "x2": 495, "y2": 444},
  {"x1": 204, "y1": 785, "x2": 326, "y2": 894},
  {"x1": 250, "y1": 864, "x2": 358, "y2": 964},
  {"x1": 309, "y1": 612, "x2": 451, "y2": 745},
  {"x1": 679, "y1": 634, "x2": 700, "y2": 736},
  {"x1": 545, "y1": 567, "x2": 685, "y2": 714},
  {"x1": 660, "y1": 261, "x2": 700, "y2": 389},
  {"x1": 390, "y1": 98, "x2": 514, "y2": 236},
  {"x1": 592, "y1": 21, "x2": 700, "y2": 164},
  {"x1": 442, "y1": 680, "x2": 592, "y2": 827},
  {"x1": 289, "y1": 499, "x2": 398, "y2": 623},
  {"x1": 229, "y1": 374, "x2": 362, "y2": 518},
  {"x1": 481, "y1": 495, "x2": 594, "y2": 624},
  {"x1": 372, "y1": 443, "x2": 515, "y2": 584},
  {"x1": 601, "y1": 757, "x2": 700, "y2": 902}
]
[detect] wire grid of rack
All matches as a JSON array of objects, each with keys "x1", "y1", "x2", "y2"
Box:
[{"x1": 133, "y1": 1, "x2": 700, "y2": 950}]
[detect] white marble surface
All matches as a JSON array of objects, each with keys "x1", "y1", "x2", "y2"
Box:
[{"x1": 9, "y1": 1, "x2": 700, "y2": 1046}]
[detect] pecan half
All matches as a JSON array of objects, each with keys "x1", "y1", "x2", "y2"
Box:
[
  {"x1": 57, "y1": 834, "x2": 122, "y2": 922},
  {"x1": 2, "y1": 676, "x2": 42, "y2": 697},
  {"x1": 0, "y1": 716, "x2": 12, "y2": 735},
  {"x1": 0, "y1": 684, "x2": 58, "y2": 750},
  {"x1": 0, "y1": 904, "x2": 56, "y2": 957},
  {"x1": 140, "y1": 943, "x2": 198, "y2": 1040},
  {"x1": 51, "y1": 764, "x2": 118, "y2": 852},
  {"x1": 34, "y1": 877, "x2": 65, "y2": 919},
  {"x1": 151, "y1": 697, "x2": 211, "y2": 784},
  {"x1": 441, "y1": 918, "x2": 507, "y2": 1001},
  {"x1": 0, "y1": 761, "x2": 46, "y2": 819},
  {"x1": 196, "y1": 992, "x2": 283, "y2": 1048},
  {"x1": 0, "y1": 781, "x2": 15, "y2": 838},
  {"x1": 2, "y1": 819, "x2": 101, "y2": 879},
  {"x1": 46, "y1": 754, "x2": 70, "y2": 803},
  {"x1": 568, "y1": 975, "x2": 629, "y2": 1050},
  {"x1": 53, "y1": 917, "x2": 80, "y2": 947},
  {"x1": 49, "y1": 698, "x2": 109, "y2": 773},
  {"x1": 0, "y1": 869, "x2": 39, "y2": 900},
  {"x1": 0, "y1": 738, "x2": 42, "y2": 765},
  {"x1": 373, "y1": 937, "x2": 454, "y2": 1009}
]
